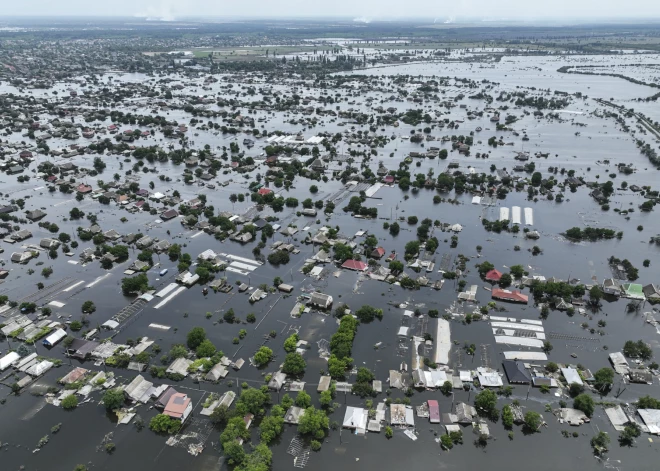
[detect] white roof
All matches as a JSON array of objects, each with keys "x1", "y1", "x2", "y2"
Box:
[
  {"x1": 0, "y1": 351, "x2": 20, "y2": 370},
  {"x1": 477, "y1": 367, "x2": 503, "y2": 387},
  {"x1": 561, "y1": 367, "x2": 584, "y2": 386},
  {"x1": 397, "y1": 326, "x2": 410, "y2": 337},
  {"x1": 343, "y1": 406, "x2": 368, "y2": 430},
  {"x1": 43, "y1": 328, "x2": 67, "y2": 346}
]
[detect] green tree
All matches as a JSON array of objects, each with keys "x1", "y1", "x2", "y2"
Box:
[
  {"x1": 186, "y1": 327, "x2": 206, "y2": 350},
  {"x1": 236, "y1": 388, "x2": 268, "y2": 416},
  {"x1": 259, "y1": 414, "x2": 284, "y2": 444},
  {"x1": 591, "y1": 431, "x2": 610, "y2": 455},
  {"x1": 354, "y1": 305, "x2": 383, "y2": 323},
  {"x1": 253, "y1": 346, "x2": 273, "y2": 367},
  {"x1": 298, "y1": 407, "x2": 329, "y2": 439},
  {"x1": 121, "y1": 274, "x2": 149, "y2": 295},
  {"x1": 220, "y1": 416, "x2": 250, "y2": 444},
  {"x1": 523, "y1": 411, "x2": 542, "y2": 432},
  {"x1": 501, "y1": 405, "x2": 514, "y2": 429},
  {"x1": 440, "y1": 381, "x2": 453, "y2": 396},
  {"x1": 573, "y1": 393, "x2": 595, "y2": 417},
  {"x1": 236, "y1": 443, "x2": 272, "y2": 471},
  {"x1": 102, "y1": 388, "x2": 125, "y2": 410},
  {"x1": 62, "y1": 395, "x2": 78, "y2": 410},
  {"x1": 319, "y1": 390, "x2": 333, "y2": 408},
  {"x1": 81, "y1": 301, "x2": 96, "y2": 314},
  {"x1": 295, "y1": 391, "x2": 312, "y2": 408},
  {"x1": 499, "y1": 273, "x2": 512, "y2": 288},
  {"x1": 474, "y1": 389, "x2": 499, "y2": 420},
  {"x1": 618, "y1": 423, "x2": 641, "y2": 446},
  {"x1": 593, "y1": 368, "x2": 614, "y2": 393},
  {"x1": 210, "y1": 405, "x2": 230, "y2": 426},
  {"x1": 282, "y1": 352, "x2": 306, "y2": 376},
  {"x1": 195, "y1": 339, "x2": 216, "y2": 358},
  {"x1": 223, "y1": 440, "x2": 246, "y2": 466}
]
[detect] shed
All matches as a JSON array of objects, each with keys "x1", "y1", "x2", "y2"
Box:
[
  {"x1": 309, "y1": 292, "x2": 333, "y2": 309},
  {"x1": 42, "y1": 328, "x2": 67, "y2": 347},
  {"x1": 317, "y1": 375, "x2": 332, "y2": 392},
  {"x1": 0, "y1": 351, "x2": 21, "y2": 370},
  {"x1": 561, "y1": 367, "x2": 584, "y2": 386},
  {"x1": 428, "y1": 400, "x2": 440, "y2": 424},
  {"x1": 284, "y1": 406, "x2": 305, "y2": 425}
]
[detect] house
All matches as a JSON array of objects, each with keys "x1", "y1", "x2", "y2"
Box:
[
  {"x1": 136, "y1": 236, "x2": 153, "y2": 249},
  {"x1": 302, "y1": 208, "x2": 317, "y2": 217},
  {"x1": 233, "y1": 232, "x2": 253, "y2": 244},
  {"x1": 164, "y1": 393, "x2": 193, "y2": 422},
  {"x1": 370, "y1": 247, "x2": 386, "y2": 259},
  {"x1": 491, "y1": 288, "x2": 528, "y2": 304},
  {"x1": 453, "y1": 402, "x2": 477, "y2": 424},
  {"x1": 485, "y1": 269, "x2": 503, "y2": 282},
  {"x1": 39, "y1": 238, "x2": 60, "y2": 249},
  {"x1": 343, "y1": 406, "x2": 368, "y2": 431},
  {"x1": 155, "y1": 386, "x2": 179, "y2": 409},
  {"x1": 602, "y1": 278, "x2": 622, "y2": 296},
  {"x1": 310, "y1": 158, "x2": 326, "y2": 172},
  {"x1": 129, "y1": 260, "x2": 150, "y2": 272},
  {"x1": 76, "y1": 183, "x2": 93, "y2": 194},
  {"x1": 643, "y1": 284, "x2": 660, "y2": 303},
  {"x1": 257, "y1": 187, "x2": 273, "y2": 196},
  {"x1": 26, "y1": 209, "x2": 46, "y2": 221},
  {"x1": 284, "y1": 406, "x2": 305, "y2": 425},
  {"x1": 104, "y1": 229, "x2": 121, "y2": 241},
  {"x1": 152, "y1": 240, "x2": 171, "y2": 253},
  {"x1": 502, "y1": 360, "x2": 531, "y2": 384},
  {"x1": 0, "y1": 205, "x2": 17, "y2": 214},
  {"x1": 124, "y1": 375, "x2": 153, "y2": 402},
  {"x1": 160, "y1": 209, "x2": 178, "y2": 221},
  {"x1": 11, "y1": 251, "x2": 35, "y2": 264},
  {"x1": 622, "y1": 283, "x2": 645, "y2": 300},
  {"x1": 7, "y1": 165, "x2": 24, "y2": 175},
  {"x1": 628, "y1": 368, "x2": 653, "y2": 384},
  {"x1": 341, "y1": 259, "x2": 368, "y2": 271},
  {"x1": 309, "y1": 292, "x2": 333, "y2": 309},
  {"x1": 176, "y1": 271, "x2": 200, "y2": 287},
  {"x1": 383, "y1": 175, "x2": 395, "y2": 184}
]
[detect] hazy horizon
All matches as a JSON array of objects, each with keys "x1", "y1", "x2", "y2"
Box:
[{"x1": 1, "y1": 0, "x2": 659, "y2": 23}]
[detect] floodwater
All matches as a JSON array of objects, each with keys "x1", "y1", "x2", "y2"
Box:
[{"x1": 1, "y1": 50, "x2": 660, "y2": 471}]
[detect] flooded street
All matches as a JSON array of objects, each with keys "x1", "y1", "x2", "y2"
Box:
[{"x1": 1, "y1": 17, "x2": 660, "y2": 471}]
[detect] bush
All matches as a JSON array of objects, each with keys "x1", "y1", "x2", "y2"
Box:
[
  {"x1": 149, "y1": 414, "x2": 181, "y2": 434},
  {"x1": 282, "y1": 353, "x2": 306, "y2": 376},
  {"x1": 573, "y1": 393, "x2": 595, "y2": 417},
  {"x1": 254, "y1": 346, "x2": 273, "y2": 367},
  {"x1": 102, "y1": 388, "x2": 125, "y2": 410},
  {"x1": 61, "y1": 395, "x2": 78, "y2": 410},
  {"x1": 523, "y1": 411, "x2": 542, "y2": 431}
]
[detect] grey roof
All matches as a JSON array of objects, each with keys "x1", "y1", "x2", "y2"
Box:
[{"x1": 502, "y1": 360, "x2": 532, "y2": 384}]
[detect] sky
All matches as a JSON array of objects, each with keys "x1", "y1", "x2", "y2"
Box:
[{"x1": 2, "y1": 0, "x2": 660, "y2": 21}]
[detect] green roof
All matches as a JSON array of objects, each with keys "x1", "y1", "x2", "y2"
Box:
[{"x1": 622, "y1": 283, "x2": 644, "y2": 297}]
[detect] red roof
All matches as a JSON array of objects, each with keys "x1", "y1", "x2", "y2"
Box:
[
  {"x1": 258, "y1": 188, "x2": 273, "y2": 195},
  {"x1": 341, "y1": 259, "x2": 368, "y2": 271},
  {"x1": 76, "y1": 183, "x2": 92, "y2": 193},
  {"x1": 383, "y1": 175, "x2": 395, "y2": 183},
  {"x1": 164, "y1": 393, "x2": 191, "y2": 419},
  {"x1": 428, "y1": 400, "x2": 440, "y2": 423},
  {"x1": 485, "y1": 269, "x2": 503, "y2": 281},
  {"x1": 492, "y1": 288, "x2": 528, "y2": 303},
  {"x1": 371, "y1": 247, "x2": 385, "y2": 258}
]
